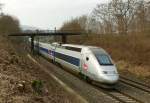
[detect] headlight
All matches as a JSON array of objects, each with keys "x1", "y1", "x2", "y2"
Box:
[
  {"x1": 103, "y1": 71, "x2": 117, "y2": 74},
  {"x1": 103, "y1": 71, "x2": 108, "y2": 74}
]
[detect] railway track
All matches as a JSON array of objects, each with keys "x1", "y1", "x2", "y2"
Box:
[
  {"x1": 120, "y1": 76, "x2": 150, "y2": 93},
  {"x1": 106, "y1": 90, "x2": 141, "y2": 103},
  {"x1": 92, "y1": 76, "x2": 150, "y2": 103},
  {"x1": 95, "y1": 86, "x2": 143, "y2": 103}
]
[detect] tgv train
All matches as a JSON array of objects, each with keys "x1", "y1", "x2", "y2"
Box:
[{"x1": 33, "y1": 41, "x2": 119, "y2": 85}]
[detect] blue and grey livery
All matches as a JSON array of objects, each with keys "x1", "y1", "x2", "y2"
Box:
[{"x1": 34, "y1": 41, "x2": 119, "y2": 85}]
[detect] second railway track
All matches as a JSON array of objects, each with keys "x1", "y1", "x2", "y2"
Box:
[
  {"x1": 120, "y1": 76, "x2": 150, "y2": 93},
  {"x1": 94, "y1": 86, "x2": 143, "y2": 103}
]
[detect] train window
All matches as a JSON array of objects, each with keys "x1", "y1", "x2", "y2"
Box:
[
  {"x1": 65, "y1": 46, "x2": 81, "y2": 52},
  {"x1": 86, "y1": 57, "x2": 89, "y2": 61},
  {"x1": 54, "y1": 52, "x2": 80, "y2": 66}
]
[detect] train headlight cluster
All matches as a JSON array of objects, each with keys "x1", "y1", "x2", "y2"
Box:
[
  {"x1": 103, "y1": 71, "x2": 118, "y2": 74},
  {"x1": 103, "y1": 71, "x2": 108, "y2": 74}
]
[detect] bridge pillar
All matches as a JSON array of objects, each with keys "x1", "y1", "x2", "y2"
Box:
[
  {"x1": 62, "y1": 35, "x2": 67, "y2": 43},
  {"x1": 31, "y1": 35, "x2": 35, "y2": 53}
]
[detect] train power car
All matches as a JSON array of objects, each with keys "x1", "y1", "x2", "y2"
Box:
[{"x1": 33, "y1": 41, "x2": 119, "y2": 85}]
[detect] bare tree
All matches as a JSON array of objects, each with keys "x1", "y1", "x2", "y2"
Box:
[
  {"x1": 129, "y1": 0, "x2": 150, "y2": 33},
  {"x1": 145, "y1": 1, "x2": 150, "y2": 32},
  {"x1": 0, "y1": 3, "x2": 4, "y2": 15},
  {"x1": 134, "y1": 1, "x2": 146, "y2": 32},
  {"x1": 109, "y1": 0, "x2": 139, "y2": 34},
  {"x1": 78, "y1": 15, "x2": 88, "y2": 32},
  {"x1": 92, "y1": 3, "x2": 114, "y2": 34},
  {"x1": 91, "y1": 0, "x2": 145, "y2": 34},
  {"x1": 60, "y1": 18, "x2": 83, "y2": 32},
  {"x1": 60, "y1": 15, "x2": 89, "y2": 33}
]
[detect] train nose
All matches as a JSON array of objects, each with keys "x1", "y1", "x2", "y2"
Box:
[{"x1": 101, "y1": 74, "x2": 119, "y2": 84}]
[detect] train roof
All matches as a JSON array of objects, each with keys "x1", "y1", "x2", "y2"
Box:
[
  {"x1": 62, "y1": 44, "x2": 99, "y2": 49},
  {"x1": 37, "y1": 41, "x2": 107, "y2": 54},
  {"x1": 62, "y1": 44, "x2": 107, "y2": 54}
]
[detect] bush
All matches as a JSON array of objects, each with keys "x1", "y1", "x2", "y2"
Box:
[{"x1": 32, "y1": 80, "x2": 43, "y2": 95}]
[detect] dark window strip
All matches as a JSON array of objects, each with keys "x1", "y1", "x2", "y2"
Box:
[
  {"x1": 39, "y1": 47, "x2": 80, "y2": 66},
  {"x1": 54, "y1": 52, "x2": 80, "y2": 66},
  {"x1": 65, "y1": 46, "x2": 81, "y2": 52}
]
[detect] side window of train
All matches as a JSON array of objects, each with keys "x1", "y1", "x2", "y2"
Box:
[{"x1": 86, "y1": 57, "x2": 89, "y2": 61}]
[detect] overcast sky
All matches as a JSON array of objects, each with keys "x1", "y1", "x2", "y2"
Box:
[{"x1": 1, "y1": 0, "x2": 109, "y2": 29}]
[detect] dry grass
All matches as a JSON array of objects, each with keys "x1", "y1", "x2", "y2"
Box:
[{"x1": 117, "y1": 61, "x2": 150, "y2": 77}]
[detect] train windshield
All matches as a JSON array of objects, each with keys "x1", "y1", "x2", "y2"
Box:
[
  {"x1": 91, "y1": 48, "x2": 113, "y2": 65},
  {"x1": 95, "y1": 54, "x2": 113, "y2": 65}
]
